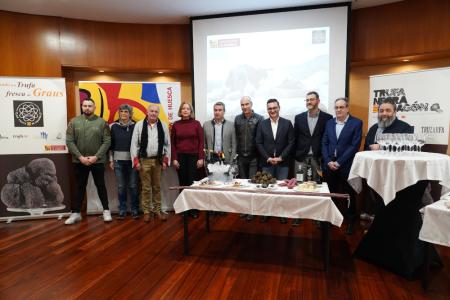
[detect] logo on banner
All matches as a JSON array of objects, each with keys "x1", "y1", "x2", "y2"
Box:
[
  {"x1": 13, "y1": 101, "x2": 44, "y2": 127},
  {"x1": 45, "y1": 145, "x2": 66, "y2": 151},
  {"x1": 40, "y1": 131, "x2": 48, "y2": 139},
  {"x1": 372, "y1": 88, "x2": 444, "y2": 114}
]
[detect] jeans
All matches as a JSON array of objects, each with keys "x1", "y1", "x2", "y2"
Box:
[
  {"x1": 262, "y1": 165, "x2": 289, "y2": 180},
  {"x1": 237, "y1": 156, "x2": 258, "y2": 179},
  {"x1": 72, "y1": 163, "x2": 109, "y2": 213},
  {"x1": 114, "y1": 160, "x2": 139, "y2": 214}
]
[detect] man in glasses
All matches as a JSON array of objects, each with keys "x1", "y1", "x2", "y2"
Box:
[
  {"x1": 256, "y1": 98, "x2": 295, "y2": 224},
  {"x1": 292, "y1": 91, "x2": 332, "y2": 226},
  {"x1": 322, "y1": 97, "x2": 362, "y2": 234}
]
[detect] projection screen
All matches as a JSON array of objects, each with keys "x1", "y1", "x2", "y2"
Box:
[{"x1": 191, "y1": 3, "x2": 350, "y2": 124}]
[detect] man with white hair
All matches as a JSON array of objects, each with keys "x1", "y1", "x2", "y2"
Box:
[{"x1": 131, "y1": 104, "x2": 170, "y2": 223}]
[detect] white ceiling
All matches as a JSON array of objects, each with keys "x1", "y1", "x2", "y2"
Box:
[{"x1": 0, "y1": 0, "x2": 403, "y2": 24}]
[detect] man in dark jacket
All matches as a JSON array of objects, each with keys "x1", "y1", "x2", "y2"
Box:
[
  {"x1": 364, "y1": 98, "x2": 413, "y2": 150},
  {"x1": 294, "y1": 91, "x2": 333, "y2": 181},
  {"x1": 292, "y1": 91, "x2": 332, "y2": 226},
  {"x1": 362, "y1": 98, "x2": 414, "y2": 221},
  {"x1": 234, "y1": 96, "x2": 264, "y2": 179}
]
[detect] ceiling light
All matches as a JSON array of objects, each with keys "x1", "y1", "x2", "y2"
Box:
[
  {"x1": 402, "y1": 59, "x2": 410, "y2": 62},
  {"x1": 99, "y1": 70, "x2": 105, "y2": 73},
  {"x1": 157, "y1": 71, "x2": 164, "y2": 74}
]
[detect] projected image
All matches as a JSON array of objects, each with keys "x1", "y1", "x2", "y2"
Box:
[{"x1": 206, "y1": 27, "x2": 329, "y2": 121}]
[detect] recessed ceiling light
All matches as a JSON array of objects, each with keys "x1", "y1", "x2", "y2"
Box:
[
  {"x1": 99, "y1": 70, "x2": 105, "y2": 73},
  {"x1": 402, "y1": 59, "x2": 410, "y2": 62},
  {"x1": 157, "y1": 71, "x2": 164, "y2": 74}
]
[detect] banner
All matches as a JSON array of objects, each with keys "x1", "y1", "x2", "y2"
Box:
[
  {"x1": 78, "y1": 81, "x2": 181, "y2": 213},
  {"x1": 369, "y1": 68, "x2": 450, "y2": 145},
  {"x1": 0, "y1": 77, "x2": 71, "y2": 221}
]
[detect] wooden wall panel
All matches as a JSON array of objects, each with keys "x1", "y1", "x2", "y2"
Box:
[
  {"x1": 59, "y1": 19, "x2": 191, "y2": 72},
  {"x1": 351, "y1": 0, "x2": 450, "y2": 63},
  {"x1": 0, "y1": 11, "x2": 61, "y2": 77}
]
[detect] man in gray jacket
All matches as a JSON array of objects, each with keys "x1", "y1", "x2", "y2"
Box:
[{"x1": 203, "y1": 102, "x2": 237, "y2": 164}]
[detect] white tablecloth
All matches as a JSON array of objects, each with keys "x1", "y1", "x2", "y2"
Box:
[
  {"x1": 419, "y1": 198, "x2": 450, "y2": 247},
  {"x1": 173, "y1": 181, "x2": 344, "y2": 227},
  {"x1": 348, "y1": 151, "x2": 450, "y2": 205}
]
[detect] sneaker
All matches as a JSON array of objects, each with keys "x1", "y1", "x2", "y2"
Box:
[
  {"x1": 103, "y1": 210, "x2": 113, "y2": 222},
  {"x1": 117, "y1": 211, "x2": 126, "y2": 220},
  {"x1": 65, "y1": 213, "x2": 82, "y2": 225}
]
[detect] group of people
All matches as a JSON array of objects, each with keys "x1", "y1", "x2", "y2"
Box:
[{"x1": 64, "y1": 92, "x2": 413, "y2": 234}]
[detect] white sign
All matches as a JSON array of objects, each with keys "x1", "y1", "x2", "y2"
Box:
[
  {"x1": 369, "y1": 68, "x2": 450, "y2": 145},
  {"x1": 0, "y1": 77, "x2": 68, "y2": 154}
]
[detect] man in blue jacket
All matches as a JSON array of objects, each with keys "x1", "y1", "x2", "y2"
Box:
[{"x1": 322, "y1": 97, "x2": 362, "y2": 234}]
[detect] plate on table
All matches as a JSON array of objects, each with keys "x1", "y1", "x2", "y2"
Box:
[
  {"x1": 197, "y1": 180, "x2": 222, "y2": 187},
  {"x1": 296, "y1": 182, "x2": 321, "y2": 192}
]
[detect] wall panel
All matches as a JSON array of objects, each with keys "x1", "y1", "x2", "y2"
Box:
[{"x1": 0, "y1": 11, "x2": 61, "y2": 77}]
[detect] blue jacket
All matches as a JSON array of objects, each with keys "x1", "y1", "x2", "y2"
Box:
[{"x1": 322, "y1": 115, "x2": 363, "y2": 177}]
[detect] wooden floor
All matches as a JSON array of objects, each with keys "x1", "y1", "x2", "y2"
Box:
[{"x1": 0, "y1": 213, "x2": 449, "y2": 300}]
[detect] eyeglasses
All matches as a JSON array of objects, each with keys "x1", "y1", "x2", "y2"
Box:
[
  {"x1": 267, "y1": 107, "x2": 279, "y2": 111},
  {"x1": 334, "y1": 106, "x2": 347, "y2": 110},
  {"x1": 305, "y1": 98, "x2": 317, "y2": 102}
]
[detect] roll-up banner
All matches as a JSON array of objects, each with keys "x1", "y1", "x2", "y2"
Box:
[
  {"x1": 78, "y1": 81, "x2": 181, "y2": 214},
  {"x1": 0, "y1": 77, "x2": 71, "y2": 222},
  {"x1": 369, "y1": 67, "x2": 450, "y2": 145}
]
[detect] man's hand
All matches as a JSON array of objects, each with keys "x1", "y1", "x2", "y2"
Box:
[
  {"x1": 86, "y1": 156, "x2": 98, "y2": 164},
  {"x1": 162, "y1": 162, "x2": 167, "y2": 170},
  {"x1": 109, "y1": 161, "x2": 114, "y2": 170},
  {"x1": 79, "y1": 156, "x2": 90, "y2": 166},
  {"x1": 369, "y1": 144, "x2": 381, "y2": 151},
  {"x1": 327, "y1": 161, "x2": 339, "y2": 171}
]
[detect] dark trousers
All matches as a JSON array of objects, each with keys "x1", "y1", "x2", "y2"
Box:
[
  {"x1": 237, "y1": 156, "x2": 258, "y2": 179},
  {"x1": 324, "y1": 170, "x2": 356, "y2": 222},
  {"x1": 72, "y1": 163, "x2": 109, "y2": 213},
  {"x1": 177, "y1": 153, "x2": 199, "y2": 186}
]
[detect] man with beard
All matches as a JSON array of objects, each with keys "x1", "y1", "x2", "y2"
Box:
[
  {"x1": 364, "y1": 99, "x2": 413, "y2": 150},
  {"x1": 292, "y1": 91, "x2": 332, "y2": 226},
  {"x1": 361, "y1": 99, "x2": 413, "y2": 221},
  {"x1": 65, "y1": 98, "x2": 112, "y2": 225}
]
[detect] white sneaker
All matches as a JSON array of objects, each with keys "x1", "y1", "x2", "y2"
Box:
[
  {"x1": 103, "y1": 210, "x2": 112, "y2": 222},
  {"x1": 65, "y1": 213, "x2": 82, "y2": 225}
]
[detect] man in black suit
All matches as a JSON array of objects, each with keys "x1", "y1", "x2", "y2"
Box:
[
  {"x1": 294, "y1": 91, "x2": 333, "y2": 180},
  {"x1": 256, "y1": 99, "x2": 295, "y2": 224},
  {"x1": 292, "y1": 91, "x2": 332, "y2": 226},
  {"x1": 361, "y1": 98, "x2": 414, "y2": 221}
]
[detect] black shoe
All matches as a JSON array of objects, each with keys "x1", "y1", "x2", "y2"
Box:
[
  {"x1": 131, "y1": 211, "x2": 139, "y2": 219},
  {"x1": 260, "y1": 216, "x2": 269, "y2": 223},
  {"x1": 346, "y1": 223, "x2": 354, "y2": 235},
  {"x1": 246, "y1": 214, "x2": 254, "y2": 221},
  {"x1": 279, "y1": 217, "x2": 287, "y2": 224},
  {"x1": 292, "y1": 218, "x2": 301, "y2": 227}
]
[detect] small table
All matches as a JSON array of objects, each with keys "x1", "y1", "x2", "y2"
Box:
[
  {"x1": 173, "y1": 180, "x2": 344, "y2": 271},
  {"x1": 348, "y1": 151, "x2": 450, "y2": 278}
]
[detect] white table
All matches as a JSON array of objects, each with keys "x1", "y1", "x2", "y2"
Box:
[
  {"x1": 173, "y1": 180, "x2": 344, "y2": 271},
  {"x1": 348, "y1": 151, "x2": 450, "y2": 205},
  {"x1": 348, "y1": 151, "x2": 450, "y2": 278},
  {"x1": 419, "y1": 199, "x2": 450, "y2": 247}
]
